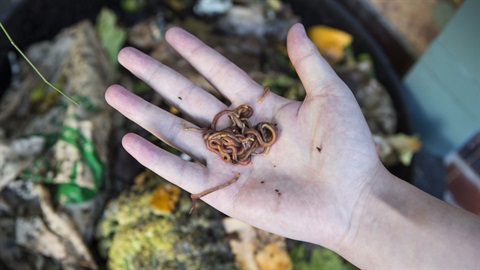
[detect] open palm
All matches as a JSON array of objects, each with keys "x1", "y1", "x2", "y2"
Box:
[{"x1": 105, "y1": 24, "x2": 383, "y2": 250}]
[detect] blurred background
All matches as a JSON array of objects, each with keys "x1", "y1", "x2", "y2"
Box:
[{"x1": 0, "y1": 0, "x2": 478, "y2": 269}]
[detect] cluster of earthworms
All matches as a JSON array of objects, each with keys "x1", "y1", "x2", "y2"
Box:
[
  {"x1": 201, "y1": 104, "x2": 277, "y2": 165},
  {"x1": 186, "y1": 87, "x2": 277, "y2": 214}
]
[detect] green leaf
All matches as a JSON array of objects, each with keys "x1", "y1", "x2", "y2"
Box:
[
  {"x1": 96, "y1": 7, "x2": 127, "y2": 66},
  {"x1": 120, "y1": 0, "x2": 147, "y2": 12},
  {"x1": 291, "y1": 245, "x2": 357, "y2": 270}
]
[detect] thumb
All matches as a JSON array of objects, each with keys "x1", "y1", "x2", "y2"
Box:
[{"x1": 287, "y1": 23, "x2": 346, "y2": 97}]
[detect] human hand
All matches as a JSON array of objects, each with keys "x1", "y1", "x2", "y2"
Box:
[{"x1": 105, "y1": 23, "x2": 386, "y2": 251}]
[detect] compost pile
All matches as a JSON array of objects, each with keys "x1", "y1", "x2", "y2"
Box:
[{"x1": 0, "y1": 1, "x2": 420, "y2": 269}]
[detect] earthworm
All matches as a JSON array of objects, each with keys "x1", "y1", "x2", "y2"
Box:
[
  {"x1": 189, "y1": 173, "x2": 241, "y2": 214},
  {"x1": 190, "y1": 104, "x2": 277, "y2": 165},
  {"x1": 257, "y1": 86, "x2": 270, "y2": 103}
]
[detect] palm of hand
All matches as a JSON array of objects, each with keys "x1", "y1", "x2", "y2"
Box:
[{"x1": 106, "y1": 24, "x2": 380, "y2": 249}]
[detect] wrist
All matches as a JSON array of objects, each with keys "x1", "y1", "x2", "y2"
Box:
[
  {"x1": 335, "y1": 163, "x2": 480, "y2": 269},
  {"x1": 337, "y1": 163, "x2": 394, "y2": 247},
  {"x1": 334, "y1": 163, "x2": 398, "y2": 265}
]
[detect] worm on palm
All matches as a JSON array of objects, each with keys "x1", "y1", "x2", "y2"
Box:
[
  {"x1": 184, "y1": 88, "x2": 277, "y2": 213},
  {"x1": 189, "y1": 173, "x2": 241, "y2": 214},
  {"x1": 198, "y1": 104, "x2": 277, "y2": 165},
  {"x1": 257, "y1": 86, "x2": 270, "y2": 104}
]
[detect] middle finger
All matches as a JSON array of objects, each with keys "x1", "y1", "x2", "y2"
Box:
[{"x1": 165, "y1": 27, "x2": 264, "y2": 106}]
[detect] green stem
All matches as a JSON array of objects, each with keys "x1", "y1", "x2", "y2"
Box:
[{"x1": 0, "y1": 22, "x2": 79, "y2": 105}]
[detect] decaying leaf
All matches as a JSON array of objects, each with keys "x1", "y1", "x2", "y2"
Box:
[
  {"x1": 255, "y1": 243, "x2": 292, "y2": 270},
  {"x1": 165, "y1": 0, "x2": 194, "y2": 12},
  {"x1": 96, "y1": 7, "x2": 127, "y2": 66},
  {"x1": 120, "y1": 0, "x2": 147, "y2": 12},
  {"x1": 4, "y1": 20, "x2": 116, "y2": 206},
  {"x1": 374, "y1": 133, "x2": 422, "y2": 166},
  {"x1": 128, "y1": 15, "x2": 165, "y2": 50},
  {"x1": 36, "y1": 185, "x2": 98, "y2": 269},
  {"x1": 150, "y1": 181, "x2": 182, "y2": 214},
  {"x1": 223, "y1": 217, "x2": 292, "y2": 270},
  {"x1": 336, "y1": 61, "x2": 397, "y2": 135},
  {"x1": 307, "y1": 25, "x2": 353, "y2": 63},
  {"x1": 14, "y1": 184, "x2": 97, "y2": 269},
  {"x1": 252, "y1": 72, "x2": 305, "y2": 101},
  {"x1": 223, "y1": 218, "x2": 258, "y2": 269},
  {"x1": 0, "y1": 135, "x2": 44, "y2": 191},
  {"x1": 15, "y1": 217, "x2": 70, "y2": 262},
  {"x1": 1, "y1": 19, "x2": 116, "y2": 269}
]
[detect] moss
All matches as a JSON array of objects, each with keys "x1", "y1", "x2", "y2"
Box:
[
  {"x1": 108, "y1": 219, "x2": 178, "y2": 269},
  {"x1": 95, "y1": 173, "x2": 234, "y2": 269}
]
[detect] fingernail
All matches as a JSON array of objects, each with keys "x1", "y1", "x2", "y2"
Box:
[{"x1": 294, "y1": 23, "x2": 306, "y2": 36}]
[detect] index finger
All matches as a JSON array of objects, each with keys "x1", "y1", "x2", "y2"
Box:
[{"x1": 165, "y1": 27, "x2": 263, "y2": 105}]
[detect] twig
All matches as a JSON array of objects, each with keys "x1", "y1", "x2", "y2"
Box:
[{"x1": 0, "y1": 22, "x2": 79, "y2": 105}]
